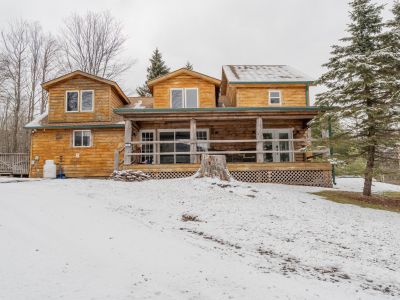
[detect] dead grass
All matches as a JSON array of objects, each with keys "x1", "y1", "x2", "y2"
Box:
[
  {"x1": 311, "y1": 190, "x2": 400, "y2": 213},
  {"x1": 181, "y1": 213, "x2": 201, "y2": 222}
]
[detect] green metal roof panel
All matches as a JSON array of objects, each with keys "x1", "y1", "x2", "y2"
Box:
[
  {"x1": 114, "y1": 106, "x2": 320, "y2": 114},
  {"x1": 25, "y1": 123, "x2": 125, "y2": 130}
]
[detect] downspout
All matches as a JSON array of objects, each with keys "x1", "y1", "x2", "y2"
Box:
[
  {"x1": 328, "y1": 116, "x2": 336, "y2": 185},
  {"x1": 305, "y1": 85, "x2": 310, "y2": 107}
]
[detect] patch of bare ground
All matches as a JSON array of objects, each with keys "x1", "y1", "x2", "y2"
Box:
[
  {"x1": 312, "y1": 190, "x2": 400, "y2": 212},
  {"x1": 181, "y1": 214, "x2": 201, "y2": 222},
  {"x1": 257, "y1": 247, "x2": 399, "y2": 296},
  {"x1": 179, "y1": 228, "x2": 241, "y2": 249}
]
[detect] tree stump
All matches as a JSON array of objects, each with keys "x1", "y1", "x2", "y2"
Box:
[{"x1": 196, "y1": 154, "x2": 231, "y2": 181}]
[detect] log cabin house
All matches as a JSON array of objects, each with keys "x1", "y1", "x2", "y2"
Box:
[{"x1": 25, "y1": 66, "x2": 332, "y2": 187}]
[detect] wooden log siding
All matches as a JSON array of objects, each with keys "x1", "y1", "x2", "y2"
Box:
[
  {"x1": 152, "y1": 74, "x2": 217, "y2": 108},
  {"x1": 0, "y1": 153, "x2": 29, "y2": 175},
  {"x1": 30, "y1": 128, "x2": 124, "y2": 177},
  {"x1": 47, "y1": 75, "x2": 126, "y2": 123},
  {"x1": 236, "y1": 85, "x2": 307, "y2": 107}
]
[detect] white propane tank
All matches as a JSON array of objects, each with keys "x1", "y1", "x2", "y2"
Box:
[{"x1": 43, "y1": 160, "x2": 57, "y2": 178}]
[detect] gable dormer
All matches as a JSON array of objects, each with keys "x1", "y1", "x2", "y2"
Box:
[
  {"x1": 147, "y1": 68, "x2": 221, "y2": 109},
  {"x1": 42, "y1": 70, "x2": 129, "y2": 123}
]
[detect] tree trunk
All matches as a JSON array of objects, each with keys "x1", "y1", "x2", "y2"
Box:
[
  {"x1": 196, "y1": 154, "x2": 231, "y2": 181},
  {"x1": 363, "y1": 144, "x2": 376, "y2": 196}
]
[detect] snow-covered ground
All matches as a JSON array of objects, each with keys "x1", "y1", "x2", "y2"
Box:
[{"x1": 0, "y1": 177, "x2": 399, "y2": 300}]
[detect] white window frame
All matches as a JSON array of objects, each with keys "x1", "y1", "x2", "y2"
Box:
[
  {"x1": 268, "y1": 90, "x2": 282, "y2": 106},
  {"x1": 72, "y1": 130, "x2": 92, "y2": 148},
  {"x1": 158, "y1": 128, "x2": 209, "y2": 163},
  {"x1": 262, "y1": 128, "x2": 294, "y2": 162},
  {"x1": 170, "y1": 88, "x2": 199, "y2": 108},
  {"x1": 80, "y1": 90, "x2": 95, "y2": 112},
  {"x1": 65, "y1": 90, "x2": 80, "y2": 113},
  {"x1": 139, "y1": 129, "x2": 156, "y2": 163}
]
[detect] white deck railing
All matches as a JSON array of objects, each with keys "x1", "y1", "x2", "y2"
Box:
[{"x1": 123, "y1": 138, "x2": 329, "y2": 164}]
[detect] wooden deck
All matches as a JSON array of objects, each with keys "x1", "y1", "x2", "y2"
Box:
[
  {"x1": 0, "y1": 153, "x2": 30, "y2": 176},
  {"x1": 123, "y1": 162, "x2": 333, "y2": 187},
  {"x1": 123, "y1": 162, "x2": 331, "y2": 172}
]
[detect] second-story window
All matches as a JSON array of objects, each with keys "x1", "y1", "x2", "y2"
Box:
[
  {"x1": 66, "y1": 91, "x2": 79, "y2": 112},
  {"x1": 171, "y1": 88, "x2": 198, "y2": 108},
  {"x1": 81, "y1": 90, "x2": 94, "y2": 112},
  {"x1": 269, "y1": 90, "x2": 282, "y2": 105}
]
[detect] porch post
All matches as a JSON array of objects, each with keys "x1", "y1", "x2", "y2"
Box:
[
  {"x1": 190, "y1": 118, "x2": 198, "y2": 163},
  {"x1": 256, "y1": 117, "x2": 263, "y2": 163},
  {"x1": 124, "y1": 120, "x2": 132, "y2": 165}
]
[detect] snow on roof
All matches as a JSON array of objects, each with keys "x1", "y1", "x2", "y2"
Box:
[
  {"x1": 223, "y1": 65, "x2": 314, "y2": 83},
  {"x1": 25, "y1": 112, "x2": 48, "y2": 128}
]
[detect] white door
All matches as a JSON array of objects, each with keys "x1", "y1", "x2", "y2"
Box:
[{"x1": 263, "y1": 129, "x2": 293, "y2": 162}]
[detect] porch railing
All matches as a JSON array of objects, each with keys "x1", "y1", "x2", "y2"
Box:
[
  {"x1": 123, "y1": 138, "x2": 329, "y2": 165},
  {"x1": 0, "y1": 153, "x2": 30, "y2": 175}
]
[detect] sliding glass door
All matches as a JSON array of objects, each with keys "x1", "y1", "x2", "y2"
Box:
[{"x1": 159, "y1": 129, "x2": 208, "y2": 164}]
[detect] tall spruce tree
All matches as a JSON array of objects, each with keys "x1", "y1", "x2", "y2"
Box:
[
  {"x1": 185, "y1": 61, "x2": 193, "y2": 71},
  {"x1": 376, "y1": 1, "x2": 400, "y2": 178},
  {"x1": 315, "y1": 0, "x2": 390, "y2": 196},
  {"x1": 136, "y1": 48, "x2": 170, "y2": 96}
]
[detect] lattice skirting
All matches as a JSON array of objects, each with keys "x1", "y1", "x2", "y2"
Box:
[{"x1": 140, "y1": 169, "x2": 332, "y2": 187}]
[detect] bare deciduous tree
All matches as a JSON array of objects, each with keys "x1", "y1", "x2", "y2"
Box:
[
  {"x1": 0, "y1": 20, "x2": 29, "y2": 152},
  {"x1": 27, "y1": 22, "x2": 43, "y2": 122},
  {"x1": 59, "y1": 11, "x2": 133, "y2": 80},
  {"x1": 39, "y1": 34, "x2": 59, "y2": 114}
]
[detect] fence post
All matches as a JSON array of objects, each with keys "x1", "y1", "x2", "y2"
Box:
[
  {"x1": 190, "y1": 118, "x2": 198, "y2": 163},
  {"x1": 114, "y1": 150, "x2": 119, "y2": 171},
  {"x1": 124, "y1": 120, "x2": 132, "y2": 165},
  {"x1": 256, "y1": 117, "x2": 264, "y2": 163}
]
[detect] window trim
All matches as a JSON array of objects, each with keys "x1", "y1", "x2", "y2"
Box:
[
  {"x1": 80, "y1": 90, "x2": 95, "y2": 112},
  {"x1": 170, "y1": 88, "x2": 184, "y2": 108},
  {"x1": 184, "y1": 88, "x2": 199, "y2": 108},
  {"x1": 65, "y1": 90, "x2": 80, "y2": 113},
  {"x1": 262, "y1": 128, "x2": 294, "y2": 162},
  {"x1": 170, "y1": 88, "x2": 199, "y2": 108},
  {"x1": 139, "y1": 129, "x2": 156, "y2": 164},
  {"x1": 72, "y1": 130, "x2": 92, "y2": 148},
  {"x1": 268, "y1": 90, "x2": 282, "y2": 106}
]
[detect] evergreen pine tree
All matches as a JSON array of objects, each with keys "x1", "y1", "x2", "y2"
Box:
[
  {"x1": 185, "y1": 61, "x2": 193, "y2": 71},
  {"x1": 136, "y1": 48, "x2": 170, "y2": 96},
  {"x1": 315, "y1": 0, "x2": 390, "y2": 196},
  {"x1": 375, "y1": 1, "x2": 400, "y2": 179}
]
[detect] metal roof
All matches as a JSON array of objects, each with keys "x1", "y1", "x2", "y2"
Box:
[{"x1": 223, "y1": 65, "x2": 314, "y2": 84}]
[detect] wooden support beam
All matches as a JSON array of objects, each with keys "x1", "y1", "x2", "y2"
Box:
[
  {"x1": 256, "y1": 117, "x2": 264, "y2": 163},
  {"x1": 114, "y1": 150, "x2": 119, "y2": 171},
  {"x1": 124, "y1": 120, "x2": 132, "y2": 165},
  {"x1": 190, "y1": 118, "x2": 198, "y2": 163}
]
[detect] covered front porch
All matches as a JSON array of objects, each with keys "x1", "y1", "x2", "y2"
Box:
[{"x1": 114, "y1": 107, "x2": 332, "y2": 187}]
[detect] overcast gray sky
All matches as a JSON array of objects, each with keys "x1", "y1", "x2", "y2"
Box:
[{"x1": 0, "y1": 0, "x2": 393, "y2": 100}]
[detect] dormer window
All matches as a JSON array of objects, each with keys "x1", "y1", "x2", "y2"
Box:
[
  {"x1": 81, "y1": 90, "x2": 94, "y2": 112},
  {"x1": 170, "y1": 88, "x2": 198, "y2": 108},
  {"x1": 66, "y1": 91, "x2": 79, "y2": 112},
  {"x1": 269, "y1": 90, "x2": 282, "y2": 105}
]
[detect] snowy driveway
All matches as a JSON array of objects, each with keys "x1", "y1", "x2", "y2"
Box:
[{"x1": 0, "y1": 177, "x2": 399, "y2": 299}]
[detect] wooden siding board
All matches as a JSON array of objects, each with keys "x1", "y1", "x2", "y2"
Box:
[
  {"x1": 153, "y1": 75, "x2": 216, "y2": 108},
  {"x1": 47, "y1": 75, "x2": 125, "y2": 124},
  {"x1": 236, "y1": 85, "x2": 307, "y2": 107},
  {"x1": 30, "y1": 128, "x2": 124, "y2": 177}
]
